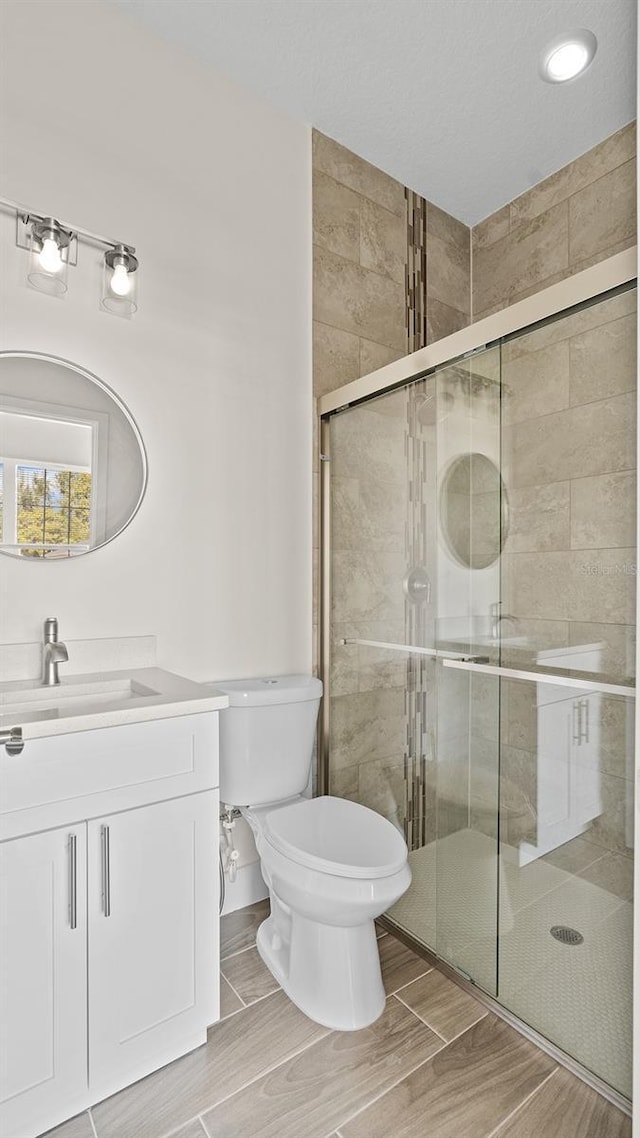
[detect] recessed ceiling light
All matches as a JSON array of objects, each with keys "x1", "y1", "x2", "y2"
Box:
[{"x1": 539, "y1": 29, "x2": 597, "y2": 83}]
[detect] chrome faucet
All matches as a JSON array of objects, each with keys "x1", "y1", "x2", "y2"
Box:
[
  {"x1": 489, "y1": 601, "x2": 517, "y2": 641},
  {"x1": 42, "y1": 617, "x2": 69, "y2": 686}
]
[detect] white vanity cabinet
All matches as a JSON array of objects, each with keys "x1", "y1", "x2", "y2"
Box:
[
  {"x1": 88, "y1": 791, "x2": 217, "y2": 1096},
  {"x1": 0, "y1": 825, "x2": 88, "y2": 1138},
  {"x1": 0, "y1": 709, "x2": 222, "y2": 1138}
]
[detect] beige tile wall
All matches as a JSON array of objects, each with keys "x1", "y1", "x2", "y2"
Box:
[
  {"x1": 312, "y1": 129, "x2": 471, "y2": 603},
  {"x1": 472, "y1": 122, "x2": 636, "y2": 321}
]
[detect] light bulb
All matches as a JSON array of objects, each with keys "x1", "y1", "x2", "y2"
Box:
[
  {"x1": 110, "y1": 262, "x2": 131, "y2": 297},
  {"x1": 539, "y1": 30, "x2": 597, "y2": 83},
  {"x1": 39, "y1": 237, "x2": 63, "y2": 273},
  {"x1": 546, "y1": 42, "x2": 589, "y2": 81}
]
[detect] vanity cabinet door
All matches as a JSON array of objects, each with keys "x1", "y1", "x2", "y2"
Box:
[
  {"x1": 87, "y1": 790, "x2": 218, "y2": 1097},
  {"x1": 0, "y1": 825, "x2": 87, "y2": 1138}
]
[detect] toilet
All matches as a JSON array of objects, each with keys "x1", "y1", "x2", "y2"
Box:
[{"x1": 216, "y1": 674, "x2": 411, "y2": 1031}]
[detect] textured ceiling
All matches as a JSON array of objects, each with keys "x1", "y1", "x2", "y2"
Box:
[{"x1": 112, "y1": 0, "x2": 636, "y2": 224}]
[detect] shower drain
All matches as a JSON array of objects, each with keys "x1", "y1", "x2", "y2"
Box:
[{"x1": 550, "y1": 925, "x2": 584, "y2": 946}]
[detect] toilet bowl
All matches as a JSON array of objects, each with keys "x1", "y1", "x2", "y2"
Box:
[
  {"x1": 214, "y1": 675, "x2": 411, "y2": 1031},
  {"x1": 244, "y1": 795, "x2": 411, "y2": 1030}
]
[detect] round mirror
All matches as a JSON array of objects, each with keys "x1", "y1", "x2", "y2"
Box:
[
  {"x1": 0, "y1": 352, "x2": 147, "y2": 560},
  {"x1": 440, "y1": 452, "x2": 508, "y2": 570}
]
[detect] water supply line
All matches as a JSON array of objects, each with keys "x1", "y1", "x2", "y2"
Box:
[{"x1": 220, "y1": 804, "x2": 241, "y2": 888}]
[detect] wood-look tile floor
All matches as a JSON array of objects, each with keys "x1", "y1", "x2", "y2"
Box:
[{"x1": 44, "y1": 899, "x2": 631, "y2": 1138}]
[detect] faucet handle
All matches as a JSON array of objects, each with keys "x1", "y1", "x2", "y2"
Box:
[{"x1": 44, "y1": 617, "x2": 59, "y2": 642}]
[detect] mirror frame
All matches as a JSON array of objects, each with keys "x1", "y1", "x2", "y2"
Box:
[{"x1": 0, "y1": 350, "x2": 148, "y2": 561}]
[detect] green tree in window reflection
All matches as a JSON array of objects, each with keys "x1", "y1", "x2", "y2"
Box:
[{"x1": 17, "y1": 467, "x2": 91, "y2": 558}]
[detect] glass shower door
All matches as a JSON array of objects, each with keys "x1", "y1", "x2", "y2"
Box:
[
  {"x1": 495, "y1": 286, "x2": 636, "y2": 1098},
  {"x1": 326, "y1": 282, "x2": 635, "y2": 1098},
  {"x1": 433, "y1": 346, "x2": 503, "y2": 995}
]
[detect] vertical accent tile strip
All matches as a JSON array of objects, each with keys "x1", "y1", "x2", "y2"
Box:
[
  {"x1": 403, "y1": 379, "x2": 435, "y2": 851},
  {"x1": 405, "y1": 188, "x2": 431, "y2": 848},
  {"x1": 406, "y1": 188, "x2": 428, "y2": 353}
]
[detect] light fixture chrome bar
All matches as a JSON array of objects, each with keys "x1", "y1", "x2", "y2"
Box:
[
  {"x1": 442, "y1": 657, "x2": 635, "y2": 698},
  {"x1": 0, "y1": 193, "x2": 136, "y2": 255}
]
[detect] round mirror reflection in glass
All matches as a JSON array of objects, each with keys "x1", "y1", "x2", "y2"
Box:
[
  {"x1": 440, "y1": 452, "x2": 508, "y2": 570},
  {"x1": 0, "y1": 352, "x2": 147, "y2": 560}
]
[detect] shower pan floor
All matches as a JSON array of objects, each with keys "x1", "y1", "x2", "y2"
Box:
[{"x1": 389, "y1": 828, "x2": 632, "y2": 1099}]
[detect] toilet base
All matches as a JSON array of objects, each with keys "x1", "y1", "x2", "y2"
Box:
[{"x1": 256, "y1": 904, "x2": 385, "y2": 1031}]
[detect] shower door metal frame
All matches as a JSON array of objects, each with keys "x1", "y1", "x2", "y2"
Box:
[
  {"x1": 318, "y1": 245, "x2": 637, "y2": 799},
  {"x1": 317, "y1": 247, "x2": 637, "y2": 1116}
]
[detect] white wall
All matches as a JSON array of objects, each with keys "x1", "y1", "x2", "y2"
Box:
[{"x1": 0, "y1": 0, "x2": 312, "y2": 682}]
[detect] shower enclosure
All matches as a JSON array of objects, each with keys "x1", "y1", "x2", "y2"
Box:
[{"x1": 319, "y1": 252, "x2": 636, "y2": 1106}]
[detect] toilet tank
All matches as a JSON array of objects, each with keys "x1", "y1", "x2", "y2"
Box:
[{"x1": 214, "y1": 675, "x2": 323, "y2": 806}]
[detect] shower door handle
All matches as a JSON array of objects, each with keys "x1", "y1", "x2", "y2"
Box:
[{"x1": 441, "y1": 658, "x2": 635, "y2": 699}]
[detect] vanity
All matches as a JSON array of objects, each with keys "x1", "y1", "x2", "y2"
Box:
[
  {"x1": 0, "y1": 668, "x2": 228, "y2": 1138},
  {"x1": 0, "y1": 352, "x2": 231, "y2": 1135}
]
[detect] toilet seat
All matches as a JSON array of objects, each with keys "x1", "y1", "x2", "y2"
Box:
[{"x1": 261, "y1": 795, "x2": 407, "y2": 880}]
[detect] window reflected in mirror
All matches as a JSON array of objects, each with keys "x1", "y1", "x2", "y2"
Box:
[
  {"x1": 0, "y1": 411, "x2": 94, "y2": 558},
  {"x1": 0, "y1": 353, "x2": 146, "y2": 561}
]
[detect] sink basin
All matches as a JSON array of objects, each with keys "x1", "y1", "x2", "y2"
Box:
[
  {"x1": 0, "y1": 677, "x2": 159, "y2": 725},
  {"x1": 0, "y1": 667, "x2": 229, "y2": 741}
]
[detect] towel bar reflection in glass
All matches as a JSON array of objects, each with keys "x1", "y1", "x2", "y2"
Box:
[{"x1": 0, "y1": 352, "x2": 147, "y2": 559}]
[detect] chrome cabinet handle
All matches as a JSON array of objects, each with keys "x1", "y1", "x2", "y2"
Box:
[
  {"x1": 68, "y1": 833, "x2": 77, "y2": 930},
  {"x1": 101, "y1": 824, "x2": 111, "y2": 917},
  {"x1": 581, "y1": 698, "x2": 590, "y2": 744},
  {"x1": 572, "y1": 701, "x2": 581, "y2": 745}
]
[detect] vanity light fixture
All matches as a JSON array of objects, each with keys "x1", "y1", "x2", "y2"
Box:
[
  {"x1": 2, "y1": 196, "x2": 140, "y2": 316},
  {"x1": 102, "y1": 244, "x2": 139, "y2": 316},
  {"x1": 539, "y1": 29, "x2": 597, "y2": 83},
  {"x1": 26, "y1": 216, "x2": 73, "y2": 296}
]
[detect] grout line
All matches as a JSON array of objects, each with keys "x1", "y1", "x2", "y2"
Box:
[
  {"x1": 87, "y1": 1109, "x2": 99, "y2": 1138},
  {"x1": 331, "y1": 1017, "x2": 455, "y2": 1135},
  {"x1": 220, "y1": 937, "x2": 264, "y2": 963},
  {"x1": 389, "y1": 964, "x2": 433, "y2": 996},
  {"x1": 203, "y1": 1023, "x2": 333, "y2": 1117},
  {"x1": 156, "y1": 1111, "x2": 209, "y2": 1138},
  {"x1": 207, "y1": 990, "x2": 440, "y2": 1135},
  {"x1": 219, "y1": 972, "x2": 248, "y2": 1009},
  {"x1": 394, "y1": 987, "x2": 488, "y2": 1044},
  {"x1": 393, "y1": 990, "x2": 448, "y2": 1043},
  {"x1": 485, "y1": 1067, "x2": 559, "y2": 1138},
  {"x1": 218, "y1": 980, "x2": 283, "y2": 1022},
  {"x1": 312, "y1": 157, "x2": 406, "y2": 222},
  {"x1": 153, "y1": 1017, "x2": 327, "y2": 1138}
]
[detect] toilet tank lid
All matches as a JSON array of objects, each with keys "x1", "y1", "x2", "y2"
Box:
[{"x1": 214, "y1": 674, "x2": 323, "y2": 706}]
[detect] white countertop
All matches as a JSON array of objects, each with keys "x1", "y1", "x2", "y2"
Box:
[{"x1": 0, "y1": 667, "x2": 229, "y2": 741}]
